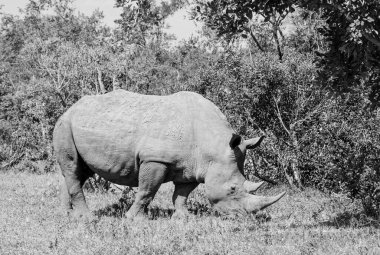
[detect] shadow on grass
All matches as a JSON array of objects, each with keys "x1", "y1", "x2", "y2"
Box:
[
  {"x1": 94, "y1": 198, "x2": 276, "y2": 222},
  {"x1": 94, "y1": 196, "x2": 134, "y2": 219},
  {"x1": 320, "y1": 211, "x2": 380, "y2": 229},
  {"x1": 280, "y1": 212, "x2": 380, "y2": 230},
  {"x1": 94, "y1": 190, "x2": 277, "y2": 221},
  {"x1": 94, "y1": 196, "x2": 212, "y2": 220}
]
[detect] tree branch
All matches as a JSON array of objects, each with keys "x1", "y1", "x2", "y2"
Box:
[
  {"x1": 272, "y1": 95, "x2": 290, "y2": 136},
  {"x1": 248, "y1": 27, "x2": 266, "y2": 52},
  {"x1": 363, "y1": 34, "x2": 380, "y2": 49},
  {"x1": 250, "y1": 156, "x2": 278, "y2": 185},
  {"x1": 53, "y1": 89, "x2": 67, "y2": 108},
  {"x1": 271, "y1": 13, "x2": 283, "y2": 61},
  {"x1": 278, "y1": 27, "x2": 285, "y2": 41}
]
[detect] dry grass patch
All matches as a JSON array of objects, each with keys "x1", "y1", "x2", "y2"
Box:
[{"x1": 0, "y1": 171, "x2": 379, "y2": 255}]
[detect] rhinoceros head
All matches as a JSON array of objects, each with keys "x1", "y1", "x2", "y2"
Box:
[{"x1": 204, "y1": 134, "x2": 285, "y2": 215}]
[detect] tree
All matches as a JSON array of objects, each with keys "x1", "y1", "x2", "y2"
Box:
[
  {"x1": 304, "y1": 0, "x2": 380, "y2": 107},
  {"x1": 183, "y1": 48, "x2": 327, "y2": 189},
  {"x1": 114, "y1": 0, "x2": 187, "y2": 45},
  {"x1": 193, "y1": 0, "x2": 380, "y2": 106},
  {"x1": 0, "y1": 0, "x2": 109, "y2": 170},
  {"x1": 287, "y1": 9, "x2": 327, "y2": 53},
  {"x1": 193, "y1": 0, "x2": 295, "y2": 60}
]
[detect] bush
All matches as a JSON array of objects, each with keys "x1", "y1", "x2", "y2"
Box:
[
  {"x1": 301, "y1": 94, "x2": 380, "y2": 217},
  {"x1": 184, "y1": 50, "x2": 380, "y2": 217},
  {"x1": 185, "y1": 50, "x2": 322, "y2": 184}
]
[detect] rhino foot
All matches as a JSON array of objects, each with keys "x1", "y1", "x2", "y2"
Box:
[
  {"x1": 171, "y1": 209, "x2": 191, "y2": 220},
  {"x1": 125, "y1": 210, "x2": 149, "y2": 220},
  {"x1": 69, "y1": 209, "x2": 97, "y2": 223}
]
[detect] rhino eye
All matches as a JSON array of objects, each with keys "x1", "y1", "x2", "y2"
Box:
[{"x1": 228, "y1": 185, "x2": 237, "y2": 194}]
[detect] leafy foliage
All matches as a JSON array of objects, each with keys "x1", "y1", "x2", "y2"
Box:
[
  {"x1": 310, "y1": 0, "x2": 380, "y2": 107},
  {"x1": 115, "y1": 0, "x2": 187, "y2": 45},
  {"x1": 193, "y1": 0, "x2": 294, "y2": 35},
  {"x1": 193, "y1": 0, "x2": 380, "y2": 106}
]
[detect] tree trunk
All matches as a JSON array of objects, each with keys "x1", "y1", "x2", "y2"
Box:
[
  {"x1": 40, "y1": 122, "x2": 47, "y2": 152},
  {"x1": 271, "y1": 14, "x2": 283, "y2": 61},
  {"x1": 272, "y1": 27, "x2": 283, "y2": 61},
  {"x1": 283, "y1": 165, "x2": 295, "y2": 188},
  {"x1": 97, "y1": 68, "x2": 106, "y2": 94},
  {"x1": 125, "y1": 66, "x2": 131, "y2": 91},
  {"x1": 289, "y1": 129, "x2": 303, "y2": 189},
  {"x1": 112, "y1": 74, "x2": 117, "y2": 91}
]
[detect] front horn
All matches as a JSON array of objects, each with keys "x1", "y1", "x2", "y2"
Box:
[{"x1": 243, "y1": 192, "x2": 286, "y2": 213}]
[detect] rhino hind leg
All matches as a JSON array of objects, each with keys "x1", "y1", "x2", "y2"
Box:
[
  {"x1": 58, "y1": 153, "x2": 93, "y2": 220},
  {"x1": 171, "y1": 183, "x2": 199, "y2": 219},
  {"x1": 126, "y1": 162, "x2": 168, "y2": 219},
  {"x1": 60, "y1": 175, "x2": 72, "y2": 212},
  {"x1": 62, "y1": 163, "x2": 93, "y2": 220},
  {"x1": 54, "y1": 121, "x2": 93, "y2": 220}
]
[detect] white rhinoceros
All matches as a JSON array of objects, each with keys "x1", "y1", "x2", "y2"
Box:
[{"x1": 53, "y1": 90, "x2": 285, "y2": 219}]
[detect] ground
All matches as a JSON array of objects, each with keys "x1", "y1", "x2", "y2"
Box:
[{"x1": 0, "y1": 171, "x2": 379, "y2": 255}]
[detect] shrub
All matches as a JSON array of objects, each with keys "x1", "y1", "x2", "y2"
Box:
[{"x1": 184, "y1": 50, "x2": 380, "y2": 217}]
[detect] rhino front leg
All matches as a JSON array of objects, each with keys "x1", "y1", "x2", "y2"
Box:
[
  {"x1": 126, "y1": 162, "x2": 168, "y2": 219},
  {"x1": 172, "y1": 183, "x2": 199, "y2": 219}
]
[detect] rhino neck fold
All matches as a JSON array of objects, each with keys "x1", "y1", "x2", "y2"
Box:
[{"x1": 195, "y1": 159, "x2": 216, "y2": 184}]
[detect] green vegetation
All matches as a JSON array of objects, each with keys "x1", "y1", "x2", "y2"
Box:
[
  {"x1": 1, "y1": 171, "x2": 379, "y2": 254},
  {"x1": 194, "y1": 0, "x2": 380, "y2": 102},
  {"x1": 0, "y1": 0, "x2": 380, "y2": 245}
]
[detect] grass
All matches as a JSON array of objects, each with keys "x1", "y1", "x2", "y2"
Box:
[{"x1": 0, "y1": 171, "x2": 379, "y2": 255}]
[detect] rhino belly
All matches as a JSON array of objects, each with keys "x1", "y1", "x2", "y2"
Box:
[{"x1": 73, "y1": 127, "x2": 139, "y2": 186}]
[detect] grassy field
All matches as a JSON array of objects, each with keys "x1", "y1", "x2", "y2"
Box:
[{"x1": 0, "y1": 171, "x2": 379, "y2": 255}]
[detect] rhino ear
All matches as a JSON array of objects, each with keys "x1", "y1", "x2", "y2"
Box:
[
  {"x1": 229, "y1": 134, "x2": 242, "y2": 149},
  {"x1": 245, "y1": 136, "x2": 265, "y2": 149}
]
